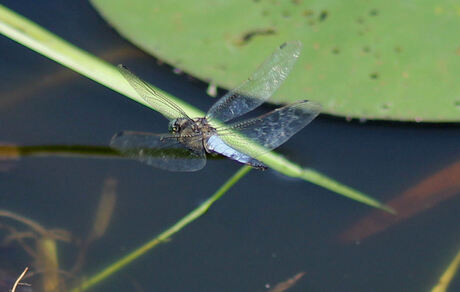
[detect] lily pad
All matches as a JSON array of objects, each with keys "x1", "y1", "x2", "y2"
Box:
[{"x1": 91, "y1": 0, "x2": 460, "y2": 122}]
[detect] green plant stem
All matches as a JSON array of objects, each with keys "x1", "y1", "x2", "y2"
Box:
[
  {"x1": 0, "y1": 5, "x2": 201, "y2": 117},
  {"x1": 0, "y1": 4, "x2": 393, "y2": 212},
  {"x1": 431, "y1": 247, "x2": 460, "y2": 292},
  {"x1": 70, "y1": 165, "x2": 252, "y2": 292}
]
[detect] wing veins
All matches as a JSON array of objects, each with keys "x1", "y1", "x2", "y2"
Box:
[
  {"x1": 206, "y1": 41, "x2": 302, "y2": 123},
  {"x1": 215, "y1": 100, "x2": 321, "y2": 157},
  {"x1": 118, "y1": 65, "x2": 191, "y2": 120},
  {"x1": 110, "y1": 131, "x2": 206, "y2": 171}
]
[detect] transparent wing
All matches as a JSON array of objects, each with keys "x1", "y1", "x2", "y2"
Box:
[
  {"x1": 216, "y1": 101, "x2": 321, "y2": 158},
  {"x1": 118, "y1": 65, "x2": 190, "y2": 121},
  {"x1": 206, "y1": 41, "x2": 302, "y2": 123},
  {"x1": 110, "y1": 131, "x2": 206, "y2": 172}
]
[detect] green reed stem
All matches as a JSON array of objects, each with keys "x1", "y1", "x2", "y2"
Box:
[{"x1": 70, "y1": 166, "x2": 252, "y2": 292}]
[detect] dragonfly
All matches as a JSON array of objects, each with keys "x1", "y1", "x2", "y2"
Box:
[{"x1": 111, "y1": 41, "x2": 321, "y2": 172}]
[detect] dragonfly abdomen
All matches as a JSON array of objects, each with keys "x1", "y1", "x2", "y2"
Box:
[{"x1": 205, "y1": 135, "x2": 266, "y2": 169}]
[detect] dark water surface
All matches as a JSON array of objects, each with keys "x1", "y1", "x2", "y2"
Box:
[{"x1": 0, "y1": 2, "x2": 459, "y2": 291}]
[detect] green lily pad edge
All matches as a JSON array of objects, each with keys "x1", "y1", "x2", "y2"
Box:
[{"x1": 91, "y1": 0, "x2": 460, "y2": 122}]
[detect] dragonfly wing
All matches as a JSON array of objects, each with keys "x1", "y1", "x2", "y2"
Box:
[
  {"x1": 118, "y1": 65, "x2": 191, "y2": 121},
  {"x1": 110, "y1": 131, "x2": 206, "y2": 172},
  {"x1": 206, "y1": 41, "x2": 302, "y2": 123},
  {"x1": 216, "y1": 100, "x2": 321, "y2": 158}
]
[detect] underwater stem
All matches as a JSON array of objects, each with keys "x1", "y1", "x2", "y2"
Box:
[{"x1": 70, "y1": 166, "x2": 251, "y2": 292}]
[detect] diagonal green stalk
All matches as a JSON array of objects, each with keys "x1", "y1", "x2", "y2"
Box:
[
  {"x1": 0, "y1": 4, "x2": 393, "y2": 213},
  {"x1": 70, "y1": 165, "x2": 252, "y2": 292},
  {"x1": 431, "y1": 246, "x2": 460, "y2": 292}
]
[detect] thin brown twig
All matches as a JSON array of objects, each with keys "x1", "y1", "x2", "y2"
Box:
[
  {"x1": 0, "y1": 223, "x2": 37, "y2": 257},
  {"x1": 0, "y1": 210, "x2": 47, "y2": 235},
  {"x1": 268, "y1": 272, "x2": 306, "y2": 292},
  {"x1": 11, "y1": 266, "x2": 29, "y2": 292}
]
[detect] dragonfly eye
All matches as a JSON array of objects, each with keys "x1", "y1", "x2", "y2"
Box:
[{"x1": 168, "y1": 120, "x2": 180, "y2": 133}]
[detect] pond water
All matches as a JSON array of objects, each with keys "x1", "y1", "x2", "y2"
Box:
[{"x1": 0, "y1": 1, "x2": 459, "y2": 291}]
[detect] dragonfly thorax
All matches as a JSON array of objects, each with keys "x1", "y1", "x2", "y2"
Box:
[
  {"x1": 169, "y1": 117, "x2": 216, "y2": 136},
  {"x1": 167, "y1": 117, "x2": 217, "y2": 153},
  {"x1": 192, "y1": 117, "x2": 217, "y2": 138}
]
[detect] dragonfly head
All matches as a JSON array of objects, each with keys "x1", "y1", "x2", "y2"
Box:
[
  {"x1": 168, "y1": 118, "x2": 193, "y2": 134},
  {"x1": 168, "y1": 119, "x2": 180, "y2": 133}
]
